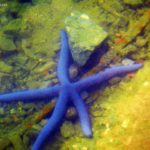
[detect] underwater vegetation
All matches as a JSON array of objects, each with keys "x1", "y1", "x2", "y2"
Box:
[
  {"x1": 0, "y1": 0, "x2": 150, "y2": 150},
  {"x1": 0, "y1": 30, "x2": 142, "y2": 149}
]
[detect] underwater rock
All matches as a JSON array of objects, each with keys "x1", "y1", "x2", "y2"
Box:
[
  {"x1": 51, "y1": 78, "x2": 58, "y2": 85},
  {"x1": 22, "y1": 134, "x2": 30, "y2": 149},
  {"x1": 33, "y1": 61, "x2": 55, "y2": 74},
  {"x1": 66, "y1": 107, "x2": 77, "y2": 120},
  {"x1": 69, "y1": 64, "x2": 79, "y2": 79},
  {"x1": 3, "y1": 18, "x2": 32, "y2": 38},
  {"x1": 0, "y1": 138, "x2": 10, "y2": 150},
  {"x1": 0, "y1": 36, "x2": 16, "y2": 51},
  {"x1": 39, "y1": 119, "x2": 48, "y2": 127},
  {"x1": 3, "y1": 19, "x2": 22, "y2": 35},
  {"x1": 10, "y1": 108, "x2": 16, "y2": 115},
  {"x1": 135, "y1": 36, "x2": 147, "y2": 47},
  {"x1": 0, "y1": 15, "x2": 9, "y2": 25},
  {"x1": 0, "y1": 61, "x2": 12, "y2": 73},
  {"x1": 0, "y1": 108, "x2": 4, "y2": 116},
  {"x1": 65, "y1": 12, "x2": 108, "y2": 66},
  {"x1": 9, "y1": 133, "x2": 27, "y2": 150},
  {"x1": 123, "y1": 0, "x2": 144, "y2": 6},
  {"x1": 122, "y1": 58, "x2": 135, "y2": 66},
  {"x1": 108, "y1": 77, "x2": 122, "y2": 85},
  {"x1": 32, "y1": 124, "x2": 42, "y2": 132},
  {"x1": 120, "y1": 45, "x2": 137, "y2": 56},
  {"x1": 112, "y1": 9, "x2": 150, "y2": 58},
  {"x1": 60, "y1": 121, "x2": 75, "y2": 138},
  {"x1": 81, "y1": 91, "x2": 89, "y2": 100}
]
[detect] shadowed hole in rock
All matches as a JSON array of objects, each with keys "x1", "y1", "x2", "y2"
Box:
[{"x1": 80, "y1": 41, "x2": 109, "y2": 73}]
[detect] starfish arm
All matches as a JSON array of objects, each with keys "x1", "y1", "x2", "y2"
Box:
[
  {"x1": 75, "y1": 64, "x2": 143, "y2": 91},
  {"x1": 32, "y1": 88, "x2": 68, "y2": 150},
  {"x1": 0, "y1": 85, "x2": 60, "y2": 102},
  {"x1": 57, "y1": 30, "x2": 70, "y2": 84},
  {"x1": 71, "y1": 88, "x2": 92, "y2": 137}
]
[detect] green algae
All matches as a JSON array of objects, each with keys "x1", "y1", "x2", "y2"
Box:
[
  {"x1": 9, "y1": 133, "x2": 27, "y2": 150},
  {"x1": 0, "y1": 36, "x2": 16, "y2": 51},
  {"x1": 0, "y1": 61, "x2": 12, "y2": 73},
  {"x1": 0, "y1": 0, "x2": 150, "y2": 150},
  {"x1": 33, "y1": 61, "x2": 55, "y2": 74},
  {"x1": 0, "y1": 0, "x2": 109, "y2": 89},
  {"x1": 60, "y1": 121, "x2": 75, "y2": 138},
  {"x1": 123, "y1": 0, "x2": 144, "y2": 6},
  {"x1": 65, "y1": 11, "x2": 108, "y2": 66},
  {"x1": 0, "y1": 0, "x2": 126, "y2": 90},
  {"x1": 0, "y1": 138, "x2": 10, "y2": 150}
]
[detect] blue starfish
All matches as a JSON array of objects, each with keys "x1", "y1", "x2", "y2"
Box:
[{"x1": 0, "y1": 30, "x2": 142, "y2": 150}]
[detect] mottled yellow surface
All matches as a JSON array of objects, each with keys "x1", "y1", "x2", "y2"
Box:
[{"x1": 95, "y1": 62, "x2": 150, "y2": 150}]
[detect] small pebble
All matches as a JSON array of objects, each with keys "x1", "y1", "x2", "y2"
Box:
[
  {"x1": 69, "y1": 64, "x2": 79, "y2": 79},
  {"x1": 66, "y1": 107, "x2": 77, "y2": 120},
  {"x1": 136, "y1": 36, "x2": 147, "y2": 47},
  {"x1": 60, "y1": 121, "x2": 75, "y2": 138},
  {"x1": 109, "y1": 77, "x2": 121, "y2": 85},
  {"x1": 122, "y1": 58, "x2": 134, "y2": 66},
  {"x1": 40, "y1": 119, "x2": 48, "y2": 127},
  {"x1": 32, "y1": 124, "x2": 42, "y2": 131},
  {"x1": 10, "y1": 108, "x2": 16, "y2": 114},
  {"x1": 52, "y1": 78, "x2": 58, "y2": 84},
  {"x1": 81, "y1": 91, "x2": 89, "y2": 99},
  {"x1": 0, "y1": 107, "x2": 4, "y2": 115}
]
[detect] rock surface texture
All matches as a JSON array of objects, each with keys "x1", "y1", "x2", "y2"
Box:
[{"x1": 65, "y1": 12, "x2": 108, "y2": 66}]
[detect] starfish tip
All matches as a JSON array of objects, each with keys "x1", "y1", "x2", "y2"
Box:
[{"x1": 83, "y1": 126, "x2": 92, "y2": 138}]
